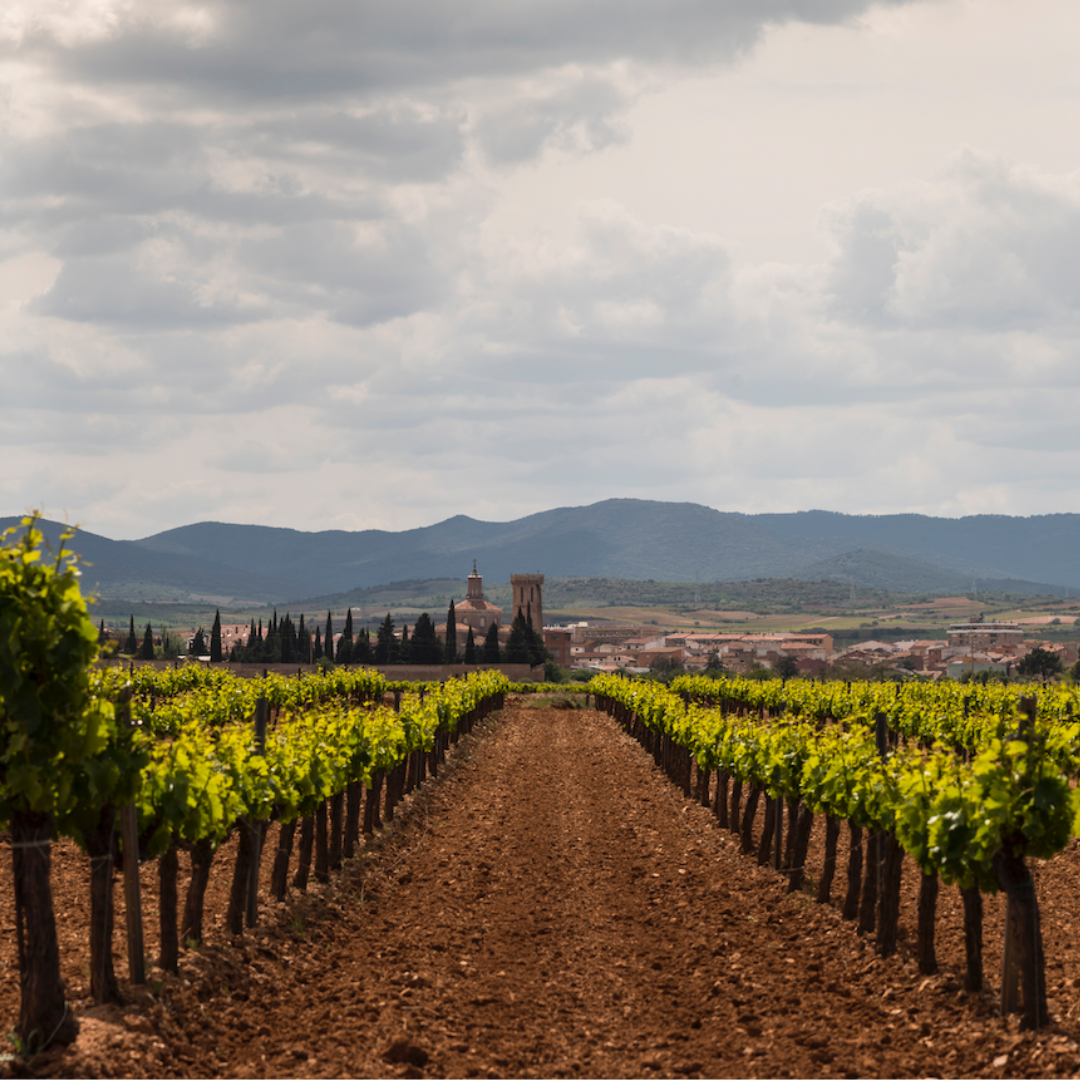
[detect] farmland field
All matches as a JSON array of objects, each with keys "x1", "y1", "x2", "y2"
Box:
[{"x1": 4, "y1": 698, "x2": 1080, "y2": 1079}]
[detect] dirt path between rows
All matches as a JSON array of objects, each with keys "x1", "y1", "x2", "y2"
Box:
[{"x1": 10, "y1": 701, "x2": 1080, "y2": 1078}]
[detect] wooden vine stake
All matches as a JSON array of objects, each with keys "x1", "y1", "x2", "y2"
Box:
[
  {"x1": 998, "y1": 695, "x2": 1048, "y2": 1028},
  {"x1": 875, "y1": 711, "x2": 904, "y2": 957},
  {"x1": 245, "y1": 698, "x2": 269, "y2": 928},
  {"x1": 772, "y1": 796, "x2": 784, "y2": 871},
  {"x1": 118, "y1": 691, "x2": 146, "y2": 986}
]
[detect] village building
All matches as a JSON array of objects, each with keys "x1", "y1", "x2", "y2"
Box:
[
  {"x1": 946, "y1": 617, "x2": 1024, "y2": 654},
  {"x1": 543, "y1": 626, "x2": 573, "y2": 667},
  {"x1": 454, "y1": 562, "x2": 503, "y2": 633}
]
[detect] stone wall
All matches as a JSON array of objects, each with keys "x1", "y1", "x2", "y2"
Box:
[{"x1": 97, "y1": 659, "x2": 546, "y2": 682}]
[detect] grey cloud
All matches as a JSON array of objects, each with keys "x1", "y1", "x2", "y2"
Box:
[
  {"x1": 30, "y1": 254, "x2": 266, "y2": 328},
  {"x1": 825, "y1": 203, "x2": 900, "y2": 322},
  {"x1": 1, "y1": 122, "x2": 206, "y2": 211},
  {"x1": 22, "y1": 1, "x2": 922, "y2": 102},
  {"x1": 253, "y1": 107, "x2": 466, "y2": 182},
  {"x1": 49, "y1": 216, "x2": 154, "y2": 259},
  {"x1": 239, "y1": 219, "x2": 444, "y2": 327},
  {"x1": 0, "y1": 122, "x2": 380, "y2": 231},
  {"x1": 476, "y1": 77, "x2": 633, "y2": 165}
]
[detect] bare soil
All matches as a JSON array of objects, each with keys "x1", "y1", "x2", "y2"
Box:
[{"x1": 4, "y1": 700, "x2": 1080, "y2": 1078}]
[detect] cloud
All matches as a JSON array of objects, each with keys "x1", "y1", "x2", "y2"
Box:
[
  {"x1": 9, "y1": 1, "x2": 915, "y2": 97},
  {"x1": 475, "y1": 73, "x2": 635, "y2": 165},
  {"x1": 16, "y1": 0, "x2": 1080, "y2": 540},
  {"x1": 825, "y1": 149, "x2": 1080, "y2": 333}
]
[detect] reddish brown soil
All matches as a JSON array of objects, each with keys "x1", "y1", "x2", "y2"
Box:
[{"x1": 5, "y1": 701, "x2": 1080, "y2": 1078}]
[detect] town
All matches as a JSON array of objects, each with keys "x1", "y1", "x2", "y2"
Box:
[{"x1": 125, "y1": 564, "x2": 1077, "y2": 682}]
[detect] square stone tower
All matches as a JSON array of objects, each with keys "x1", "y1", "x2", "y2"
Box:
[{"x1": 510, "y1": 573, "x2": 544, "y2": 635}]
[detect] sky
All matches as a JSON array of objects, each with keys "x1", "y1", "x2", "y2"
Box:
[{"x1": 3, "y1": 0, "x2": 1080, "y2": 540}]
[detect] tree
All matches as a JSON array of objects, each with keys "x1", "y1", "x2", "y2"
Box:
[
  {"x1": 160, "y1": 628, "x2": 179, "y2": 658},
  {"x1": 313, "y1": 625, "x2": 323, "y2": 662},
  {"x1": 648, "y1": 653, "x2": 684, "y2": 681},
  {"x1": 464, "y1": 627, "x2": 476, "y2": 664},
  {"x1": 297, "y1": 613, "x2": 312, "y2": 664},
  {"x1": 324, "y1": 612, "x2": 334, "y2": 664},
  {"x1": 209, "y1": 610, "x2": 222, "y2": 663},
  {"x1": 544, "y1": 658, "x2": 567, "y2": 682},
  {"x1": 482, "y1": 621, "x2": 501, "y2": 663},
  {"x1": 97, "y1": 619, "x2": 107, "y2": 645},
  {"x1": 527, "y1": 623, "x2": 547, "y2": 667},
  {"x1": 399, "y1": 623, "x2": 411, "y2": 664},
  {"x1": 279, "y1": 613, "x2": 297, "y2": 664},
  {"x1": 444, "y1": 600, "x2": 458, "y2": 664},
  {"x1": 353, "y1": 627, "x2": 373, "y2": 664},
  {"x1": 337, "y1": 609, "x2": 353, "y2": 664},
  {"x1": 138, "y1": 622, "x2": 155, "y2": 661},
  {"x1": 1017, "y1": 646, "x2": 1063, "y2": 683},
  {"x1": 775, "y1": 655, "x2": 799, "y2": 680},
  {"x1": 505, "y1": 612, "x2": 531, "y2": 664},
  {"x1": 123, "y1": 615, "x2": 138, "y2": 655},
  {"x1": 188, "y1": 628, "x2": 207, "y2": 657},
  {"x1": 375, "y1": 613, "x2": 397, "y2": 665},
  {"x1": 411, "y1": 613, "x2": 441, "y2": 664},
  {"x1": 703, "y1": 650, "x2": 725, "y2": 678}
]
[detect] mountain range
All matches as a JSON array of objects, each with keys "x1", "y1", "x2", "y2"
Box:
[{"x1": 3, "y1": 500, "x2": 1077, "y2": 606}]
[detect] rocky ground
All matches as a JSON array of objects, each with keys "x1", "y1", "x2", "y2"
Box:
[{"x1": 4, "y1": 698, "x2": 1080, "y2": 1078}]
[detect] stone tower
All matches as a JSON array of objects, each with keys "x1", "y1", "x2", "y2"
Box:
[{"x1": 510, "y1": 573, "x2": 544, "y2": 635}]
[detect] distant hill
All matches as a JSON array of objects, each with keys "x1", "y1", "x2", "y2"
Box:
[
  {"x1": 3, "y1": 499, "x2": 1076, "y2": 604},
  {"x1": 793, "y1": 548, "x2": 1064, "y2": 596},
  {"x1": 754, "y1": 510, "x2": 1080, "y2": 590},
  {"x1": 0, "y1": 517, "x2": 306, "y2": 604}
]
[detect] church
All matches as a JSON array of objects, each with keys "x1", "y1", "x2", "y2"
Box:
[{"x1": 453, "y1": 562, "x2": 503, "y2": 632}]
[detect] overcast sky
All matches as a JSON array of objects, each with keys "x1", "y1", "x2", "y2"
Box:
[{"x1": 3, "y1": 0, "x2": 1080, "y2": 540}]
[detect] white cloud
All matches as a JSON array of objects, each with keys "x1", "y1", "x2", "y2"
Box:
[{"x1": 825, "y1": 150, "x2": 1080, "y2": 334}]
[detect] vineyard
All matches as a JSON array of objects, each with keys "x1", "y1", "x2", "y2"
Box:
[
  {"x1": 590, "y1": 671, "x2": 1080, "y2": 1030},
  {"x1": 5, "y1": 518, "x2": 1080, "y2": 1077}
]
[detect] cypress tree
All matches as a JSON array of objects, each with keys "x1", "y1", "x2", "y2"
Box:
[
  {"x1": 353, "y1": 627, "x2": 373, "y2": 664},
  {"x1": 525, "y1": 616, "x2": 547, "y2": 666},
  {"x1": 210, "y1": 610, "x2": 222, "y2": 663},
  {"x1": 505, "y1": 612, "x2": 531, "y2": 664},
  {"x1": 124, "y1": 615, "x2": 138, "y2": 655},
  {"x1": 324, "y1": 612, "x2": 334, "y2": 662},
  {"x1": 375, "y1": 613, "x2": 396, "y2": 665},
  {"x1": 483, "y1": 621, "x2": 501, "y2": 663},
  {"x1": 138, "y1": 622, "x2": 155, "y2": 660},
  {"x1": 464, "y1": 627, "x2": 476, "y2": 664},
  {"x1": 263, "y1": 616, "x2": 280, "y2": 663},
  {"x1": 98, "y1": 619, "x2": 107, "y2": 645},
  {"x1": 337, "y1": 609, "x2": 353, "y2": 664},
  {"x1": 280, "y1": 614, "x2": 296, "y2": 664},
  {"x1": 444, "y1": 599, "x2": 458, "y2": 664},
  {"x1": 313, "y1": 625, "x2": 323, "y2": 661},
  {"x1": 411, "y1": 613, "x2": 440, "y2": 664},
  {"x1": 189, "y1": 628, "x2": 208, "y2": 656},
  {"x1": 297, "y1": 614, "x2": 311, "y2": 663}
]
